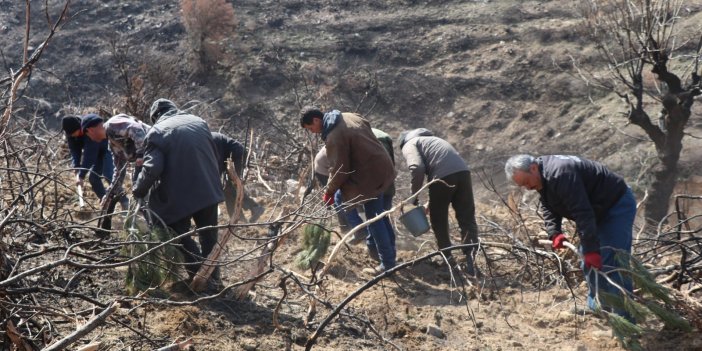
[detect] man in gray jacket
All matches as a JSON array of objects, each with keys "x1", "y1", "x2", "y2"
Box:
[
  {"x1": 398, "y1": 128, "x2": 479, "y2": 276},
  {"x1": 132, "y1": 99, "x2": 225, "y2": 286}
]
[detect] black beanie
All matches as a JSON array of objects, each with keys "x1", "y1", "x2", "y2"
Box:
[{"x1": 61, "y1": 116, "x2": 81, "y2": 135}]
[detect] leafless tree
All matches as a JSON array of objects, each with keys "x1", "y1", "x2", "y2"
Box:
[{"x1": 577, "y1": 0, "x2": 702, "y2": 223}]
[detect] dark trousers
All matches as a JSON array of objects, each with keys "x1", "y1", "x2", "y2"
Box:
[
  {"x1": 88, "y1": 150, "x2": 114, "y2": 199},
  {"x1": 428, "y1": 170, "x2": 479, "y2": 263},
  {"x1": 168, "y1": 204, "x2": 220, "y2": 281}
]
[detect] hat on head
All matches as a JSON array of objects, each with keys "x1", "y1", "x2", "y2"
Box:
[
  {"x1": 149, "y1": 98, "x2": 178, "y2": 123},
  {"x1": 61, "y1": 115, "x2": 81, "y2": 135},
  {"x1": 81, "y1": 113, "x2": 103, "y2": 132}
]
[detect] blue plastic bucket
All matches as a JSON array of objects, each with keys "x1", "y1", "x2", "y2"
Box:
[{"x1": 399, "y1": 205, "x2": 430, "y2": 236}]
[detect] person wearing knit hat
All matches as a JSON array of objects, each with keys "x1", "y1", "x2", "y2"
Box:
[
  {"x1": 82, "y1": 113, "x2": 148, "y2": 233},
  {"x1": 62, "y1": 115, "x2": 82, "y2": 137},
  {"x1": 81, "y1": 113, "x2": 104, "y2": 133},
  {"x1": 62, "y1": 113, "x2": 115, "y2": 201}
]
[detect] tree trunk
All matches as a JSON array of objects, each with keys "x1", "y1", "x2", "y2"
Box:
[
  {"x1": 644, "y1": 99, "x2": 686, "y2": 224},
  {"x1": 645, "y1": 155, "x2": 679, "y2": 223}
]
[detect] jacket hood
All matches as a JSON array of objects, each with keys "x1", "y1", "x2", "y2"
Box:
[
  {"x1": 149, "y1": 99, "x2": 179, "y2": 124},
  {"x1": 321, "y1": 110, "x2": 342, "y2": 141},
  {"x1": 398, "y1": 128, "x2": 433, "y2": 149}
]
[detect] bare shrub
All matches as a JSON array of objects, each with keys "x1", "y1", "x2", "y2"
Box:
[
  {"x1": 180, "y1": 0, "x2": 236, "y2": 76},
  {"x1": 108, "y1": 36, "x2": 184, "y2": 121}
]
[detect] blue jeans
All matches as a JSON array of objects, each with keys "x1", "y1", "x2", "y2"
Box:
[
  {"x1": 335, "y1": 191, "x2": 395, "y2": 261},
  {"x1": 362, "y1": 194, "x2": 396, "y2": 270},
  {"x1": 584, "y1": 188, "x2": 636, "y2": 320},
  {"x1": 88, "y1": 149, "x2": 115, "y2": 199}
]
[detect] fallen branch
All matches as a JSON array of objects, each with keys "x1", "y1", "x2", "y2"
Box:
[
  {"x1": 319, "y1": 178, "x2": 445, "y2": 279},
  {"x1": 42, "y1": 301, "x2": 119, "y2": 351},
  {"x1": 156, "y1": 338, "x2": 193, "y2": 351},
  {"x1": 305, "y1": 244, "x2": 478, "y2": 350},
  {"x1": 190, "y1": 161, "x2": 244, "y2": 292}
]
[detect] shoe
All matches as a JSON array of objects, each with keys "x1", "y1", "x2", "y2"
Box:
[
  {"x1": 432, "y1": 255, "x2": 457, "y2": 268},
  {"x1": 362, "y1": 264, "x2": 384, "y2": 276},
  {"x1": 347, "y1": 232, "x2": 366, "y2": 245}
]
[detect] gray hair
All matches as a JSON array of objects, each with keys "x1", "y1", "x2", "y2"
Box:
[{"x1": 505, "y1": 154, "x2": 536, "y2": 180}]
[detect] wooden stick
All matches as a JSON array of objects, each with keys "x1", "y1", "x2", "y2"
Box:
[
  {"x1": 537, "y1": 239, "x2": 580, "y2": 257},
  {"x1": 319, "y1": 179, "x2": 444, "y2": 278},
  {"x1": 190, "y1": 161, "x2": 244, "y2": 292},
  {"x1": 155, "y1": 338, "x2": 193, "y2": 351},
  {"x1": 42, "y1": 301, "x2": 118, "y2": 351},
  {"x1": 304, "y1": 179, "x2": 443, "y2": 324}
]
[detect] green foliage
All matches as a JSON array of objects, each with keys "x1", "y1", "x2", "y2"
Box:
[
  {"x1": 123, "y1": 221, "x2": 183, "y2": 296},
  {"x1": 600, "y1": 291, "x2": 650, "y2": 323},
  {"x1": 294, "y1": 223, "x2": 331, "y2": 270},
  {"x1": 598, "y1": 252, "x2": 692, "y2": 350},
  {"x1": 608, "y1": 314, "x2": 644, "y2": 351},
  {"x1": 618, "y1": 251, "x2": 672, "y2": 304},
  {"x1": 644, "y1": 301, "x2": 692, "y2": 332}
]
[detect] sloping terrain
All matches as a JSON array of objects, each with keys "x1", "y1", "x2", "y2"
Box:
[{"x1": 1, "y1": 0, "x2": 701, "y2": 350}]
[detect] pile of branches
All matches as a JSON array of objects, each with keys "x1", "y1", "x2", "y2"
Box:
[{"x1": 1, "y1": 117, "x2": 700, "y2": 350}]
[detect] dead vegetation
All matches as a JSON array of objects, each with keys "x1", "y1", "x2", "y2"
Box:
[{"x1": 1, "y1": 1, "x2": 702, "y2": 350}]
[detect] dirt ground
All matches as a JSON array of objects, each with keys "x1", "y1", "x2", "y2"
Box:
[
  {"x1": 52, "y1": 196, "x2": 698, "y2": 351},
  {"x1": 1, "y1": 0, "x2": 702, "y2": 350}
]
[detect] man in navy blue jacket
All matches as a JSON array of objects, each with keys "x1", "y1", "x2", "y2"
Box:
[
  {"x1": 62, "y1": 114, "x2": 115, "y2": 200},
  {"x1": 505, "y1": 154, "x2": 636, "y2": 319}
]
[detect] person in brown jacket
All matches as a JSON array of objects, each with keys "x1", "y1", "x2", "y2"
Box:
[{"x1": 301, "y1": 107, "x2": 397, "y2": 272}]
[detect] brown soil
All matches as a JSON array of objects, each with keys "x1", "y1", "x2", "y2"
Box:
[{"x1": 1, "y1": 0, "x2": 701, "y2": 350}]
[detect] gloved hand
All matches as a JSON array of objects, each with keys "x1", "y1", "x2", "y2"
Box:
[
  {"x1": 551, "y1": 233, "x2": 567, "y2": 250},
  {"x1": 584, "y1": 252, "x2": 603, "y2": 270},
  {"x1": 75, "y1": 173, "x2": 84, "y2": 186},
  {"x1": 322, "y1": 193, "x2": 334, "y2": 206}
]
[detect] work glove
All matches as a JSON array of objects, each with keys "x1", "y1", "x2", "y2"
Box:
[
  {"x1": 551, "y1": 233, "x2": 567, "y2": 250},
  {"x1": 584, "y1": 252, "x2": 603, "y2": 270},
  {"x1": 322, "y1": 193, "x2": 334, "y2": 206}
]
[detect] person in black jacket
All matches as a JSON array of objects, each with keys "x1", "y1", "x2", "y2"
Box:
[
  {"x1": 505, "y1": 154, "x2": 636, "y2": 319},
  {"x1": 210, "y1": 132, "x2": 264, "y2": 222},
  {"x1": 62, "y1": 114, "x2": 115, "y2": 200},
  {"x1": 133, "y1": 99, "x2": 225, "y2": 287}
]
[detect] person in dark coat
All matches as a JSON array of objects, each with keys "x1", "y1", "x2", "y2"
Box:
[
  {"x1": 210, "y1": 132, "x2": 264, "y2": 222},
  {"x1": 505, "y1": 154, "x2": 636, "y2": 320},
  {"x1": 62, "y1": 114, "x2": 115, "y2": 200},
  {"x1": 398, "y1": 128, "x2": 479, "y2": 276},
  {"x1": 132, "y1": 99, "x2": 225, "y2": 285}
]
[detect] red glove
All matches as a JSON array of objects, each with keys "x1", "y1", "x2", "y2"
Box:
[
  {"x1": 551, "y1": 233, "x2": 567, "y2": 250},
  {"x1": 584, "y1": 252, "x2": 603, "y2": 270},
  {"x1": 322, "y1": 193, "x2": 334, "y2": 206}
]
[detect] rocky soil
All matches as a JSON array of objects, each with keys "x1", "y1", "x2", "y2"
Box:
[{"x1": 1, "y1": 0, "x2": 702, "y2": 350}]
